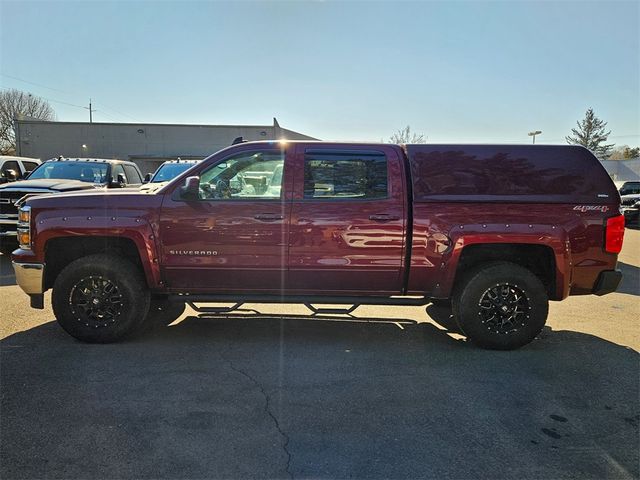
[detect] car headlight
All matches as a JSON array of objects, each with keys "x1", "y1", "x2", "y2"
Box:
[{"x1": 17, "y1": 205, "x2": 31, "y2": 249}]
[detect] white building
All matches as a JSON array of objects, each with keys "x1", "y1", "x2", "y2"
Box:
[{"x1": 15, "y1": 118, "x2": 318, "y2": 174}]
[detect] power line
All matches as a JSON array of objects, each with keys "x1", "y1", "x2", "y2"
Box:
[
  {"x1": 0, "y1": 73, "x2": 70, "y2": 94},
  {"x1": 93, "y1": 101, "x2": 139, "y2": 122},
  {"x1": 0, "y1": 87, "x2": 86, "y2": 109},
  {"x1": 1, "y1": 74, "x2": 139, "y2": 122}
]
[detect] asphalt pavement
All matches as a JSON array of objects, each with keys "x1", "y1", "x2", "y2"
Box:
[{"x1": 1, "y1": 230, "x2": 638, "y2": 479}]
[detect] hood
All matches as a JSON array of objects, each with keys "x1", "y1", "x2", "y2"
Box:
[
  {"x1": 621, "y1": 193, "x2": 640, "y2": 202},
  {"x1": 139, "y1": 181, "x2": 169, "y2": 193},
  {"x1": 26, "y1": 188, "x2": 165, "y2": 212},
  {"x1": 0, "y1": 178, "x2": 99, "y2": 192}
]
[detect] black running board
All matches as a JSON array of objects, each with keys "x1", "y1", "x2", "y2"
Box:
[{"x1": 171, "y1": 293, "x2": 430, "y2": 308}]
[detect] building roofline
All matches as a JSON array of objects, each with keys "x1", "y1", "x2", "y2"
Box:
[{"x1": 15, "y1": 119, "x2": 291, "y2": 129}]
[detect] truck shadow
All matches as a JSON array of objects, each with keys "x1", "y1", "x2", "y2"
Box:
[
  {"x1": 1, "y1": 315, "x2": 638, "y2": 479},
  {"x1": 0, "y1": 253, "x2": 16, "y2": 286}
]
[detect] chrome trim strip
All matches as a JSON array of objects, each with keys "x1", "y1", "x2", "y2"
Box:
[{"x1": 12, "y1": 262, "x2": 45, "y2": 295}]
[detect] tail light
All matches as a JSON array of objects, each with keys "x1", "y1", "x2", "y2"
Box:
[{"x1": 605, "y1": 214, "x2": 625, "y2": 254}]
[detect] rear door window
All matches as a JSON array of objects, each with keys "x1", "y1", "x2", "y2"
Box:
[
  {"x1": 22, "y1": 161, "x2": 40, "y2": 174},
  {"x1": 123, "y1": 165, "x2": 142, "y2": 184},
  {"x1": 303, "y1": 150, "x2": 388, "y2": 200}
]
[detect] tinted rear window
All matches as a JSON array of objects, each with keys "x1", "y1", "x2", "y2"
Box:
[
  {"x1": 407, "y1": 145, "x2": 617, "y2": 203},
  {"x1": 303, "y1": 150, "x2": 388, "y2": 200}
]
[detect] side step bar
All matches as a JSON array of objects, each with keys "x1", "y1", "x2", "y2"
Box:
[
  {"x1": 179, "y1": 294, "x2": 431, "y2": 317},
  {"x1": 172, "y1": 294, "x2": 430, "y2": 307}
]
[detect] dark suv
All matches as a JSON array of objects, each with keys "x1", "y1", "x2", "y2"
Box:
[{"x1": 0, "y1": 157, "x2": 143, "y2": 254}]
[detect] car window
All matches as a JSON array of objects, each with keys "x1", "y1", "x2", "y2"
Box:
[
  {"x1": 620, "y1": 183, "x2": 640, "y2": 195},
  {"x1": 28, "y1": 161, "x2": 108, "y2": 182},
  {"x1": 198, "y1": 151, "x2": 284, "y2": 200},
  {"x1": 111, "y1": 164, "x2": 127, "y2": 184},
  {"x1": 303, "y1": 150, "x2": 388, "y2": 200},
  {"x1": 22, "y1": 161, "x2": 40, "y2": 173},
  {"x1": 123, "y1": 165, "x2": 142, "y2": 184},
  {"x1": 152, "y1": 163, "x2": 195, "y2": 183},
  {"x1": 1, "y1": 161, "x2": 22, "y2": 180}
]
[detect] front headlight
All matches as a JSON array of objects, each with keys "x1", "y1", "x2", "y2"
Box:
[{"x1": 17, "y1": 205, "x2": 31, "y2": 249}]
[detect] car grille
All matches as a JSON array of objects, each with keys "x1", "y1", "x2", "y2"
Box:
[
  {"x1": 0, "y1": 191, "x2": 24, "y2": 215},
  {"x1": 621, "y1": 198, "x2": 639, "y2": 207}
]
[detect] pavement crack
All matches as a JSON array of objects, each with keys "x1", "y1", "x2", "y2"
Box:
[{"x1": 220, "y1": 351, "x2": 293, "y2": 480}]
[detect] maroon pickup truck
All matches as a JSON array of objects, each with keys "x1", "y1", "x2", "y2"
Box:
[{"x1": 11, "y1": 141, "x2": 625, "y2": 349}]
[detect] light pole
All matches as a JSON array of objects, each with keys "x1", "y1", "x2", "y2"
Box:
[{"x1": 528, "y1": 130, "x2": 542, "y2": 144}]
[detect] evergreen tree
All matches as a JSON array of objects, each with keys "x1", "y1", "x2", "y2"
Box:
[{"x1": 565, "y1": 108, "x2": 615, "y2": 159}]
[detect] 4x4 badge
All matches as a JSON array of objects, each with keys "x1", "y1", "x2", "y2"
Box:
[{"x1": 573, "y1": 205, "x2": 609, "y2": 213}]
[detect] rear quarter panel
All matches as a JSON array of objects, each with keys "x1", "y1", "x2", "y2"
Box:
[{"x1": 408, "y1": 202, "x2": 619, "y2": 299}]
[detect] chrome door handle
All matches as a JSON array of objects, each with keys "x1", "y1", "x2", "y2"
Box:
[
  {"x1": 254, "y1": 213, "x2": 284, "y2": 221},
  {"x1": 369, "y1": 214, "x2": 400, "y2": 221}
]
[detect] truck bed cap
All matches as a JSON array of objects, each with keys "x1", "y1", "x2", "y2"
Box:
[{"x1": 405, "y1": 144, "x2": 618, "y2": 204}]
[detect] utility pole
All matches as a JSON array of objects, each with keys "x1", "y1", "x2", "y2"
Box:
[
  {"x1": 86, "y1": 99, "x2": 94, "y2": 123},
  {"x1": 528, "y1": 130, "x2": 542, "y2": 144}
]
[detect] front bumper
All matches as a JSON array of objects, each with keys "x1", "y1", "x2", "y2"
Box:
[
  {"x1": 592, "y1": 270, "x2": 622, "y2": 296},
  {"x1": 12, "y1": 262, "x2": 45, "y2": 308}
]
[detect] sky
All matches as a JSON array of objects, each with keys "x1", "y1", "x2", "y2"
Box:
[{"x1": 1, "y1": 0, "x2": 638, "y2": 146}]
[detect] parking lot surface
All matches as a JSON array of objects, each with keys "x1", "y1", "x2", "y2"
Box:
[{"x1": 1, "y1": 230, "x2": 638, "y2": 479}]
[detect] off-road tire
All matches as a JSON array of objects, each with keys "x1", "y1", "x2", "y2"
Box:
[
  {"x1": 452, "y1": 262, "x2": 548, "y2": 350},
  {"x1": 52, "y1": 254, "x2": 150, "y2": 343},
  {"x1": 146, "y1": 297, "x2": 185, "y2": 328}
]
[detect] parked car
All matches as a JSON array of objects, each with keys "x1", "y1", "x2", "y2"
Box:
[
  {"x1": 618, "y1": 181, "x2": 640, "y2": 196},
  {"x1": 620, "y1": 193, "x2": 640, "y2": 225},
  {"x1": 0, "y1": 156, "x2": 41, "y2": 184},
  {"x1": 11, "y1": 142, "x2": 624, "y2": 350},
  {"x1": 140, "y1": 158, "x2": 200, "y2": 193},
  {"x1": 0, "y1": 157, "x2": 143, "y2": 254}
]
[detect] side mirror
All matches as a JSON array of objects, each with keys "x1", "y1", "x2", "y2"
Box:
[
  {"x1": 180, "y1": 176, "x2": 200, "y2": 200},
  {"x1": 4, "y1": 169, "x2": 18, "y2": 182},
  {"x1": 143, "y1": 173, "x2": 152, "y2": 183}
]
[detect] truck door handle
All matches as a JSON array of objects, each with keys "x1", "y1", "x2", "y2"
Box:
[
  {"x1": 369, "y1": 214, "x2": 400, "y2": 222},
  {"x1": 254, "y1": 213, "x2": 284, "y2": 221}
]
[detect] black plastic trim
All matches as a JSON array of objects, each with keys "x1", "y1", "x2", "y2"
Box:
[{"x1": 592, "y1": 270, "x2": 622, "y2": 296}]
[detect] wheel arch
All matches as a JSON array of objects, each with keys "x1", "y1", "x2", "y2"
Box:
[
  {"x1": 448, "y1": 242, "x2": 562, "y2": 300},
  {"x1": 43, "y1": 235, "x2": 159, "y2": 291}
]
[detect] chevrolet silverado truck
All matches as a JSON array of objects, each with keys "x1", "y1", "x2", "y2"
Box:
[
  {"x1": 11, "y1": 141, "x2": 625, "y2": 349},
  {"x1": 0, "y1": 157, "x2": 143, "y2": 254}
]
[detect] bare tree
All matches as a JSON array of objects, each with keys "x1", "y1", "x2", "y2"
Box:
[
  {"x1": 388, "y1": 125, "x2": 426, "y2": 144},
  {"x1": 0, "y1": 89, "x2": 56, "y2": 155}
]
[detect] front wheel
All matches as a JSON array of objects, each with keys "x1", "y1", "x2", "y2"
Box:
[
  {"x1": 453, "y1": 262, "x2": 548, "y2": 350},
  {"x1": 52, "y1": 254, "x2": 150, "y2": 343}
]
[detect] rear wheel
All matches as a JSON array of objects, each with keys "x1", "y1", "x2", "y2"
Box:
[
  {"x1": 52, "y1": 254, "x2": 150, "y2": 343},
  {"x1": 453, "y1": 262, "x2": 548, "y2": 350}
]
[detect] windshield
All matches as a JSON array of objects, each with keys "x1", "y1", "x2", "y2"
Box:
[
  {"x1": 620, "y1": 182, "x2": 640, "y2": 195},
  {"x1": 28, "y1": 161, "x2": 108, "y2": 183},
  {"x1": 151, "y1": 163, "x2": 196, "y2": 183}
]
